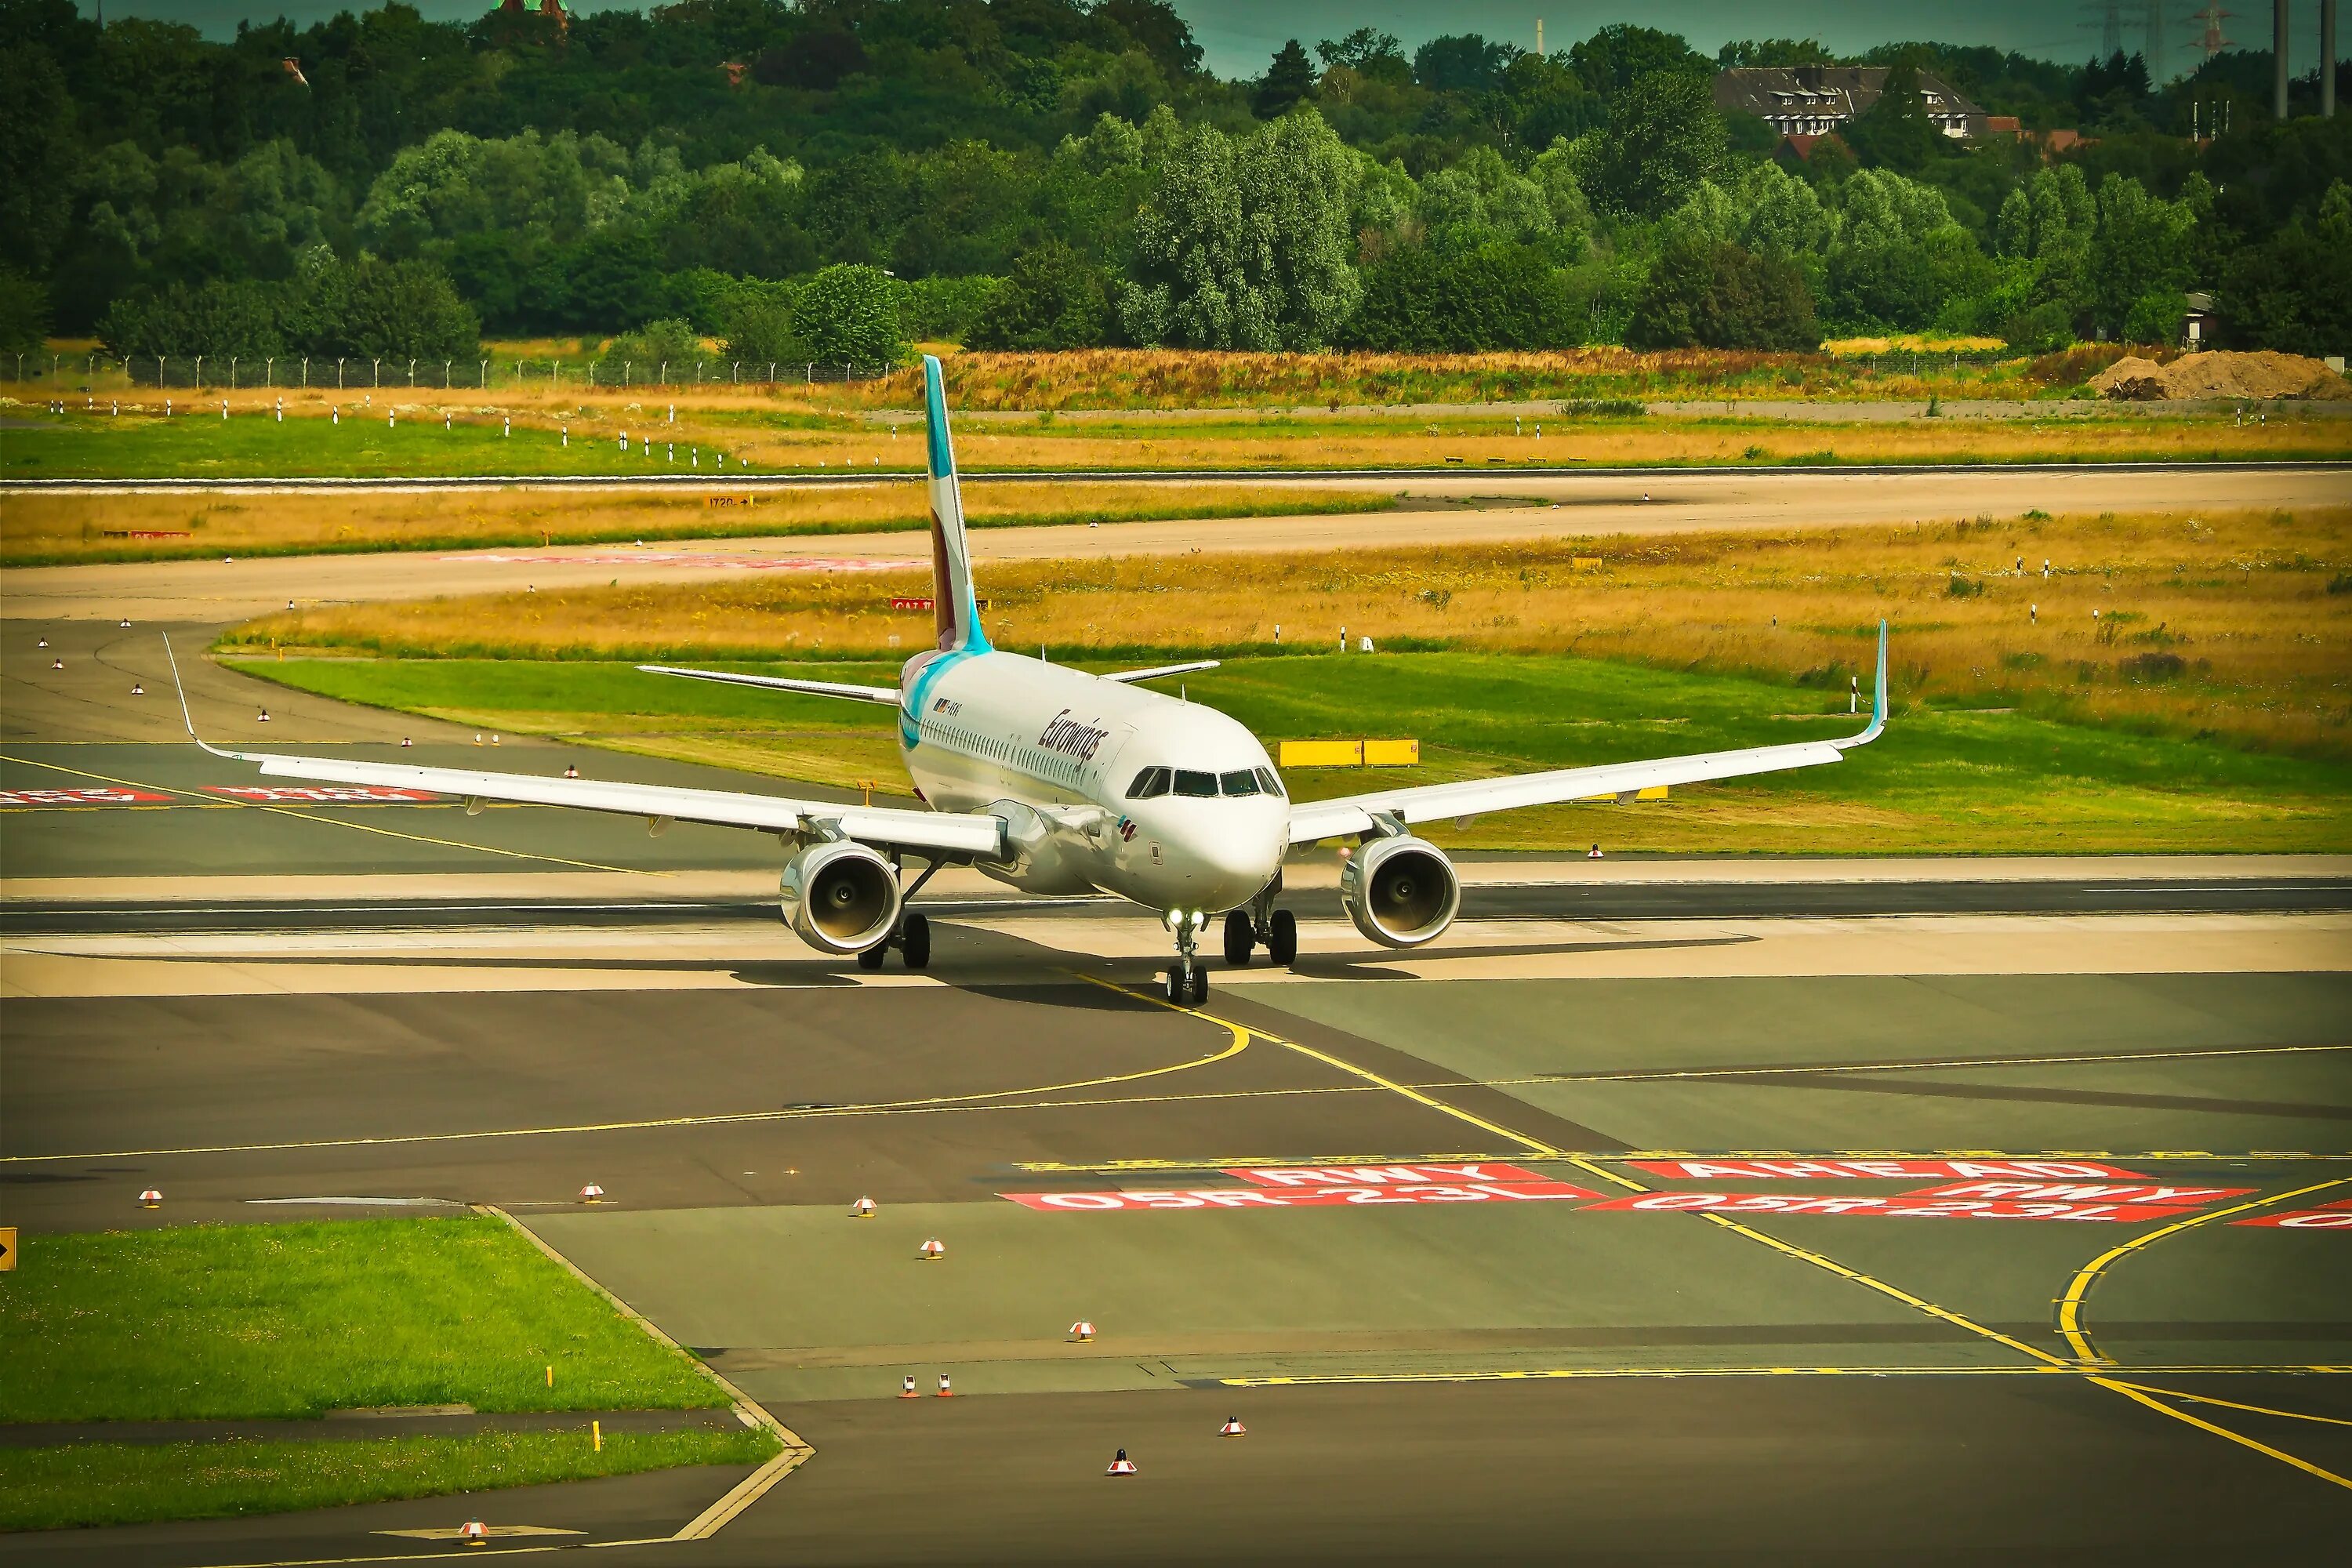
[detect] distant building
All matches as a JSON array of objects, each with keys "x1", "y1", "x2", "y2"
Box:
[
  {"x1": 1713, "y1": 66, "x2": 1987, "y2": 141},
  {"x1": 2180, "y1": 292, "x2": 2217, "y2": 349}
]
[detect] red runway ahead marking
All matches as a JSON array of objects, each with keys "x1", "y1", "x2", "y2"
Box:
[
  {"x1": 1628, "y1": 1158, "x2": 2156, "y2": 1181},
  {"x1": 1583, "y1": 1192, "x2": 2201, "y2": 1223},
  {"x1": 1907, "y1": 1180, "x2": 2257, "y2": 1207},
  {"x1": 2234, "y1": 1210, "x2": 2352, "y2": 1229},
  {"x1": 1225, "y1": 1163, "x2": 1553, "y2": 1188},
  {"x1": 205, "y1": 785, "x2": 444, "y2": 804},
  {"x1": 1, "y1": 786, "x2": 174, "y2": 807},
  {"x1": 1002, "y1": 1181, "x2": 1600, "y2": 1212}
]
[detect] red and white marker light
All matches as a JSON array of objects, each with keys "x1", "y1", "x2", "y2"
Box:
[
  {"x1": 579, "y1": 1184, "x2": 604, "y2": 1203},
  {"x1": 920, "y1": 1236, "x2": 944, "y2": 1260},
  {"x1": 1069, "y1": 1320, "x2": 1096, "y2": 1341},
  {"x1": 1106, "y1": 1449, "x2": 1137, "y2": 1476},
  {"x1": 139, "y1": 1189, "x2": 162, "y2": 1208},
  {"x1": 899, "y1": 1374, "x2": 919, "y2": 1398},
  {"x1": 852, "y1": 1196, "x2": 876, "y2": 1218},
  {"x1": 936, "y1": 1374, "x2": 954, "y2": 1396},
  {"x1": 1219, "y1": 1417, "x2": 1247, "y2": 1437}
]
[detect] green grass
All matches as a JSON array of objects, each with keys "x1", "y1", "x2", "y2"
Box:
[
  {"x1": 0, "y1": 1218, "x2": 730, "y2": 1422},
  {"x1": 0, "y1": 1428, "x2": 778, "y2": 1534},
  {"x1": 227, "y1": 652, "x2": 2352, "y2": 854},
  {"x1": 0, "y1": 412, "x2": 785, "y2": 481}
]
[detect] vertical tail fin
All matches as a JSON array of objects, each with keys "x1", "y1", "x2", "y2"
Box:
[{"x1": 923, "y1": 354, "x2": 989, "y2": 653}]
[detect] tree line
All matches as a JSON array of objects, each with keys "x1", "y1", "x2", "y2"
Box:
[{"x1": 2, "y1": 1, "x2": 2346, "y2": 364}]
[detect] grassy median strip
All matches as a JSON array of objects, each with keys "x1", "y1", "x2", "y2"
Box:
[
  {"x1": 0, "y1": 1428, "x2": 778, "y2": 1534},
  {"x1": 3, "y1": 1218, "x2": 727, "y2": 1423},
  {"x1": 0, "y1": 1218, "x2": 764, "y2": 1531}
]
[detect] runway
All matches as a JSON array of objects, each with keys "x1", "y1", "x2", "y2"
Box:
[{"x1": 7, "y1": 463, "x2": 2346, "y2": 622}]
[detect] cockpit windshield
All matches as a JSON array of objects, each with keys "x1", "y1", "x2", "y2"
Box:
[{"x1": 1126, "y1": 764, "x2": 1286, "y2": 800}]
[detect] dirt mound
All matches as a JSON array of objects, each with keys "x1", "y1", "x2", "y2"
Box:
[{"x1": 2089, "y1": 350, "x2": 2352, "y2": 401}]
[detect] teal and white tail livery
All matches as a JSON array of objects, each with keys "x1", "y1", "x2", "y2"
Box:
[{"x1": 923, "y1": 354, "x2": 989, "y2": 655}]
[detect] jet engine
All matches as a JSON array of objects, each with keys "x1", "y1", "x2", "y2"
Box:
[
  {"x1": 780, "y1": 840, "x2": 902, "y2": 954},
  {"x1": 1338, "y1": 834, "x2": 1461, "y2": 948}
]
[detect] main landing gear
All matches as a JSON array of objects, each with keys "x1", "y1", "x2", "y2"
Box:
[
  {"x1": 1221, "y1": 881, "x2": 1298, "y2": 970},
  {"x1": 857, "y1": 857, "x2": 945, "y2": 972},
  {"x1": 856, "y1": 910, "x2": 931, "y2": 971}
]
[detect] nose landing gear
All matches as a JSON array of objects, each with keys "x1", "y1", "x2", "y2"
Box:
[{"x1": 1164, "y1": 909, "x2": 1209, "y2": 1006}]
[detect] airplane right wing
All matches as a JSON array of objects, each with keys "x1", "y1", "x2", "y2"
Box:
[{"x1": 1287, "y1": 622, "x2": 1888, "y2": 847}]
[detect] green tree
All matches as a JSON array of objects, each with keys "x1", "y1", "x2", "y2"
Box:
[
  {"x1": 1628, "y1": 234, "x2": 1818, "y2": 349},
  {"x1": 0, "y1": 39, "x2": 78, "y2": 274},
  {"x1": 1590, "y1": 71, "x2": 1724, "y2": 217},
  {"x1": 1570, "y1": 25, "x2": 1706, "y2": 97},
  {"x1": 719, "y1": 288, "x2": 800, "y2": 366},
  {"x1": 1120, "y1": 111, "x2": 1359, "y2": 350},
  {"x1": 0, "y1": 268, "x2": 50, "y2": 356},
  {"x1": 1345, "y1": 243, "x2": 1576, "y2": 349},
  {"x1": 1316, "y1": 29, "x2": 1408, "y2": 82},
  {"x1": 2086, "y1": 176, "x2": 2195, "y2": 339},
  {"x1": 790, "y1": 263, "x2": 908, "y2": 368},
  {"x1": 968, "y1": 241, "x2": 1111, "y2": 349},
  {"x1": 1844, "y1": 62, "x2": 1943, "y2": 174},
  {"x1": 303, "y1": 257, "x2": 478, "y2": 361},
  {"x1": 1254, "y1": 39, "x2": 1317, "y2": 118},
  {"x1": 1824, "y1": 169, "x2": 1978, "y2": 329}
]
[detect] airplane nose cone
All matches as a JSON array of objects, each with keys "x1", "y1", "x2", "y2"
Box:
[{"x1": 1168, "y1": 811, "x2": 1284, "y2": 907}]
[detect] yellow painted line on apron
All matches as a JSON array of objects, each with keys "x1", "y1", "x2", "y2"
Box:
[
  {"x1": 2057, "y1": 1175, "x2": 2352, "y2": 1363},
  {"x1": 2089, "y1": 1376, "x2": 2352, "y2": 1492},
  {"x1": 0, "y1": 1022, "x2": 1247, "y2": 1165}
]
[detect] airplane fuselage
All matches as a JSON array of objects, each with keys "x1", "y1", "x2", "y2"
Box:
[{"x1": 898, "y1": 647, "x2": 1287, "y2": 915}]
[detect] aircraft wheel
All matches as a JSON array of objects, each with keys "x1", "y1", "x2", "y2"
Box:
[
  {"x1": 1221, "y1": 909, "x2": 1254, "y2": 966},
  {"x1": 1186, "y1": 964, "x2": 1210, "y2": 1006},
  {"x1": 1267, "y1": 908, "x2": 1298, "y2": 967},
  {"x1": 855, "y1": 943, "x2": 887, "y2": 971},
  {"x1": 1165, "y1": 964, "x2": 1188, "y2": 1004},
  {"x1": 901, "y1": 911, "x2": 931, "y2": 971}
]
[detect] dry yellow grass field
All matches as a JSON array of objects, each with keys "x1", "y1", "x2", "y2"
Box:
[
  {"x1": 34, "y1": 380, "x2": 2344, "y2": 476},
  {"x1": 230, "y1": 506, "x2": 2352, "y2": 760},
  {"x1": 0, "y1": 482, "x2": 1393, "y2": 564}
]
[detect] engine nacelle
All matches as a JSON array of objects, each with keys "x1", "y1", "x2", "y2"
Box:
[
  {"x1": 1339, "y1": 834, "x2": 1461, "y2": 949},
  {"x1": 780, "y1": 839, "x2": 902, "y2": 954}
]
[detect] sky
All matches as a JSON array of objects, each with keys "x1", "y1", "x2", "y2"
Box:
[{"x1": 74, "y1": 0, "x2": 2321, "y2": 87}]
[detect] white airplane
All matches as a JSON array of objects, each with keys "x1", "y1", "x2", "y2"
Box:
[{"x1": 176, "y1": 354, "x2": 1887, "y2": 1005}]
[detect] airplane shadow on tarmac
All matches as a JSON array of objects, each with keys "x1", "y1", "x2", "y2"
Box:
[{"x1": 104, "y1": 919, "x2": 1758, "y2": 993}]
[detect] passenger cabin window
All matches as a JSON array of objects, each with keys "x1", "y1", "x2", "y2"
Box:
[
  {"x1": 1172, "y1": 769, "x2": 1218, "y2": 798},
  {"x1": 1254, "y1": 767, "x2": 1286, "y2": 797},
  {"x1": 1127, "y1": 767, "x2": 1171, "y2": 799},
  {"x1": 1219, "y1": 769, "x2": 1260, "y2": 797}
]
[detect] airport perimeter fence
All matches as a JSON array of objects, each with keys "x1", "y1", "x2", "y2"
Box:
[{"x1": 9, "y1": 353, "x2": 899, "y2": 393}]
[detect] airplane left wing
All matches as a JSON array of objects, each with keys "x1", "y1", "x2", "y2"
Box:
[
  {"x1": 637, "y1": 664, "x2": 901, "y2": 705},
  {"x1": 1286, "y1": 622, "x2": 1888, "y2": 847},
  {"x1": 165, "y1": 644, "x2": 1002, "y2": 858}
]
